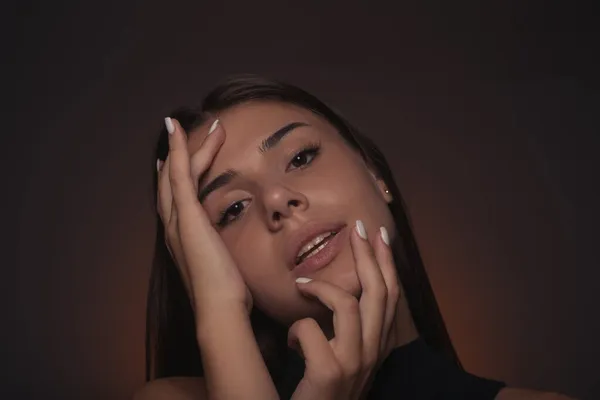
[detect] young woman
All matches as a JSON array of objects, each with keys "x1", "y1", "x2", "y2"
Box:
[{"x1": 135, "y1": 75, "x2": 574, "y2": 399}]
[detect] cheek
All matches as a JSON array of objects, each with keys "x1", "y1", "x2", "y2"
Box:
[
  {"x1": 323, "y1": 153, "x2": 379, "y2": 197},
  {"x1": 226, "y1": 233, "x2": 290, "y2": 297},
  {"x1": 233, "y1": 255, "x2": 304, "y2": 324},
  {"x1": 307, "y1": 160, "x2": 373, "y2": 203}
]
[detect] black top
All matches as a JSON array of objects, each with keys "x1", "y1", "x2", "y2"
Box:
[{"x1": 276, "y1": 338, "x2": 506, "y2": 399}]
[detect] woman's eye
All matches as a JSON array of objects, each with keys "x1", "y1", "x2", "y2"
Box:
[
  {"x1": 217, "y1": 199, "x2": 250, "y2": 227},
  {"x1": 216, "y1": 144, "x2": 320, "y2": 228},
  {"x1": 287, "y1": 145, "x2": 320, "y2": 171}
]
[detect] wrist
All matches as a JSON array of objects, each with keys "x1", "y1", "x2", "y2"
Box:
[
  {"x1": 195, "y1": 302, "x2": 252, "y2": 343},
  {"x1": 194, "y1": 304, "x2": 279, "y2": 400}
]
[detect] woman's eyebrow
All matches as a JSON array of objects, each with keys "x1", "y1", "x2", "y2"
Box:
[
  {"x1": 198, "y1": 121, "x2": 310, "y2": 203},
  {"x1": 258, "y1": 121, "x2": 309, "y2": 154}
]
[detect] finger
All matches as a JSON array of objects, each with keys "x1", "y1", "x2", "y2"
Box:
[
  {"x1": 190, "y1": 118, "x2": 225, "y2": 182},
  {"x1": 166, "y1": 203, "x2": 193, "y2": 295},
  {"x1": 158, "y1": 156, "x2": 180, "y2": 264},
  {"x1": 350, "y1": 220, "x2": 387, "y2": 364},
  {"x1": 166, "y1": 117, "x2": 200, "y2": 215},
  {"x1": 157, "y1": 156, "x2": 172, "y2": 225},
  {"x1": 157, "y1": 152, "x2": 187, "y2": 284},
  {"x1": 373, "y1": 226, "x2": 401, "y2": 352},
  {"x1": 295, "y1": 279, "x2": 361, "y2": 371},
  {"x1": 157, "y1": 140, "x2": 193, "y2": 302},
  {"x1": 159, "y1": 117, "x2": 223, "y2": 224},
  {"x1": 157, "y1": 117, "x2": 221, "y2": 221},
  {"x1": 162, "y1": 120, "x2": 205, "y2": 301},
  {"x1": 287, "y1": 318, "x2": 341, "y2": 384}
]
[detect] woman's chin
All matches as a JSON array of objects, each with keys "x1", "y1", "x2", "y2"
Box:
[{"x1": 322, "y1": 269, "x2": 361, "y2": 298}]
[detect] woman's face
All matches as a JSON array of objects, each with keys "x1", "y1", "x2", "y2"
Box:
[{"x1": 187, "y1": 101, "x2": 395, "y2": 326}]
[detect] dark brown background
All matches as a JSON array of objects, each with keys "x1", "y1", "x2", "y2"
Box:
[{"x1": 6, "y1": 1, "x2": 599, "y2": 399}]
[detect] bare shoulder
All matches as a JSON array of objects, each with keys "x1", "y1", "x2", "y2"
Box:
[
  {"x1": 133, "y1": 377, "x2": 206, "y2": 400},
  {"x1": 495, "y1": 387, "x2": 578, "y2": 400}
]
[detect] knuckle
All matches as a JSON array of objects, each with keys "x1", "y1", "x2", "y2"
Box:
[
  {"x1": 341, "y1": 296, "x2": 360, "y2": 314},
  {"x1": 169, "y1": 173, "x2": 185, "y2": 188},
  {"x1": 388, "y1": 285, "x2": 400, "y2": 302},
  {"x1": 190, "y1": 154, "x2": 209, "y2": 174},
  {"x1": 317, "y1": 362, "x2": 343, "y2": 384},
  {"x1": 293, "y1": 318, "x2": 318, "y2": 335},
  {"x1": 387, "y1": 280, "x2": 401, "y2": 300},
  {"x1": 344, "y1": 359, "x2": 361, "y2": 378},
  {"x1": 169, "y1": 168, "x2": 187, "y2": 186},
  {"x1": 372, "y1": 286, "x2": 388, "y2": 302},
  {"x1": 361, "y1": 354, "x2": 378, "y2": 371}
]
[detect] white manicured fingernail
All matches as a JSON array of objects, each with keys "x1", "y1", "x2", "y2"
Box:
[
  {"x1": 156, "y1": 159, "x2": 163, "y2": 173},
  {"x1": 380, "y1": 226, "x2": 390, "y2": 245},
  {"x1": 164, "y1": 117, "x2": 175, "y2": 134},
  {"x1": 208, "y1": 119, "x2": 220, "y2": 134},
  {"x1": 356, "y1": 220, "x2": 367, "y2": 239},
  {"x1": 295, "y1": 277, "x2": 312, "y2": 284}
]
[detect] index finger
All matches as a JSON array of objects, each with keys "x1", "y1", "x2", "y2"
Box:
[
  {"x1": 295, "y1": 279, "x2": 362, "y2": 366},
  {"x1": 190, "y1": 119, "x2": 224, "y2": 181},
  {"x1": 158, "y1": 118, "x2": 224, "y2": 221},
  {"x1": 168, "y1": 119, "x2": 225, "y2": 211}
]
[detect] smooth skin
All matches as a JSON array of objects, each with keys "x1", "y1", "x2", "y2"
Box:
[
  {"x1": 136, "y1": 102, "x2": 576, "y2": 399},
  {"x1": 157, "y1": 114, "x2": 401, "y2": 399}
]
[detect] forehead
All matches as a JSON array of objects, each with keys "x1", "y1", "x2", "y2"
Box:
[{"x1": 187, "y1": 101, "x2": 337, "y2": 154}]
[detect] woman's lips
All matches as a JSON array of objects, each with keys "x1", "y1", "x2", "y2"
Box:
[{"x1": 292, "y1": 226, "x2": 347, "y2": 277}]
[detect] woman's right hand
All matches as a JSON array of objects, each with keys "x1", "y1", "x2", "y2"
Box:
[
  {"x1": 157, "y1": 117, "x2": 252, "y2": 318},
  {"x1": 156, "y1": 118, "x2": 279, "y2": 400}
]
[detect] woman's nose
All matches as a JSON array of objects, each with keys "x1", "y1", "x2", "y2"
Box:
[{"x1": 263, "y1": 185, "x2": 308, "y2": 225}]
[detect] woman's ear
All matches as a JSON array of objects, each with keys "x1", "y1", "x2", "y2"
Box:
[
  {"x1": 376, "y1": 179, "x2": 393, "y2": 204},
  {"x1": 367, "y1": 167, "x2": 393, "y2": 204}
]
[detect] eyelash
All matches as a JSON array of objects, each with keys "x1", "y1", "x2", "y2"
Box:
[{"x1": 216, "y1": 141, "x2": 322, "y2": 228}]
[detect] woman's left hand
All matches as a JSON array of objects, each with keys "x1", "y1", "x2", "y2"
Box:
[{"x1": 289, "y1": 220, "x2": 401, "y2": 400}]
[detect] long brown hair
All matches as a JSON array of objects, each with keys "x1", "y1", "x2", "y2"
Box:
[{"x1": 146, "y1": 74, "x2": 461, "y2": 382}]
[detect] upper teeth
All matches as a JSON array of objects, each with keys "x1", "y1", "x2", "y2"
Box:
[{"x1": 296, "y1": 232, "x2": 335, "y2": 261}]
